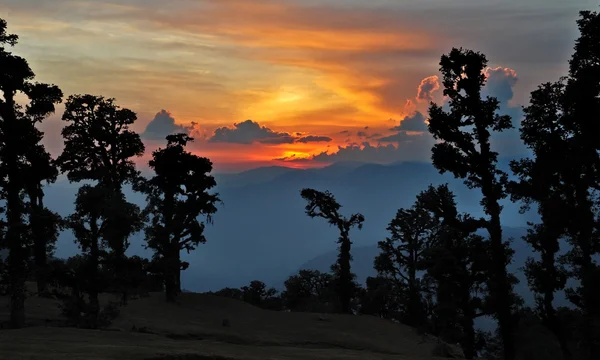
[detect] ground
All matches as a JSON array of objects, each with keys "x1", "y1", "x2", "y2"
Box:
[{"x1": 0, "y1": 288, "x2": 460, "y2": 360}]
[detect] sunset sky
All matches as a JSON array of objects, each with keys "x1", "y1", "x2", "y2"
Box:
[{"x1": 1, "y1": 0, "x2": 596, "y2": 172}]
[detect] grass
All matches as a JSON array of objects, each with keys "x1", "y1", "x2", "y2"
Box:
[{"x1": 0, "y1": 286, "x2": 453, "y2": 360}]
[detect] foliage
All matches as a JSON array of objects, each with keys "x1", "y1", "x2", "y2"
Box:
[
  {"x1": 0, "y1": 17, "x2": 63, "y2": 329},
  {"x1": 300, "y1": 188, "x2": 364, "y2": 314},
  {"x1": 282, "y1": 269, "x2": 336, "y2": 312},
  {"x1": 427, "y1": 47, "x2": 519, "y2": 360},
  {"x1": 137, "y1": 134, "x2": 220, "y2": 302}
]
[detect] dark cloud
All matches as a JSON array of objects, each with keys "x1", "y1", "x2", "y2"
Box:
[
  {"x1": 141, "y1": 109, "x2": 189, "y2": 140},
  {"x1": 484, "y1": 67, "x2": 518, "y2": 105},
  {"x1": 364, "y1": 126, "x2": 369, "y2": 130},
  {"x1": 293, "y1": 139, "x2": 434, "y2": 164},
  {"x1": 209, "y1": 120, "x2": 294, "y2": 145},
  {"x1": 391, "y1": 111, "x2": 427, "y2": 132},
  {"x1": 339, "y1": 130, "x2": 350, "y2": 134},
  {"x1": 296, "y1": 135, "x2": 333, "y2": 143},
  {"x1": 357, "y1": 131, "x2": 367, "y2": 137},
  {"x1": 416, "y1": 75, "x2": 441, "y2": 102},
  {"x1": 378, "y1": 111, "x2": 428, "y2": 143},
  {"x1": 378, "y1": 131, "x2": 419, "y2": 143}
]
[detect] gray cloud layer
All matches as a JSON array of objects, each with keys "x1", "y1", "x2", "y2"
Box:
[{"x1": 141, "y1": 109, "x2": 190, "y2": 140}]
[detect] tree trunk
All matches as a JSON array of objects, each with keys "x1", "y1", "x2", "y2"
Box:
[
  {"x1": 461, "y1": 287, "x2": 477, "y2": 360},
  {"x1": 337, "y1": 232, "x2": 352, "y2": 314},
  {"x1": 165, "y1": 244, "x2": 179, "y2": 302},
  {"x1": 30, "y1": 193, "x2": 48, "y2": 296},
  {"x1": 488, "y1": 208, "x2": 516, "y2": 360},
  {"x1": 88, "y1": 216, "x2": 100, "y2": 329},
  {"x1": 2, "y1": 93, "x2": 27, "y2": 329}
]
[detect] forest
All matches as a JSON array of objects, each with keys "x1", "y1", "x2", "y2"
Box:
[{"x1": 0, "y1": 9, "x2": 599, "y2": 360}]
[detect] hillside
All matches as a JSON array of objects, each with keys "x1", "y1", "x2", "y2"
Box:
[{"x1": 0, "y1": 290, "x2": 460, "y2": 360}]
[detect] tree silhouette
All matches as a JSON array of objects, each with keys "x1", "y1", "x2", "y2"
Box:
[
  {"x1": 509, "y1": 80, "x2": 572, "y2": 360},
  {"x1": 66, "y1": 184, "x2": 142, "y2": 327},
  {"x1": 0, "y1": 18, "x2": 63, "y2": 328},
  {"x1": 282, "y1": 269, "x2": 335, "y2": 312},
  {"x1": 22, "y1": 118, "x2": 63, "y2": 296},
  {"x1": 375, "y1": 190, "x2": 441, "y2": 328},
  {"x1": 560, "y1": 11, "x2": 600, "y2": 360},
  {"x1": 359, "y1": 276, "x2": 402, "y2": 320},
  {"x1": 427, "y1": 48, "x2": 518, "y2": 360},
  {"x1": 300, "y1": 188, "x2": 364, "y2": 314},
  {"x1": 417, "y1": 184, "x2": 490, "y2": 359},
  {"x1": 56, "y1": 94, "x2": 145, "y2": 301},
  {"x1": 137, "y1": 134, "x2": 219, "y2": 302}
]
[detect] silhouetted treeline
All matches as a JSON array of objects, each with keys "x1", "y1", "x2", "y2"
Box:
[{"x1": 1, "y1": 10, "x2": 600, "y2": 360}]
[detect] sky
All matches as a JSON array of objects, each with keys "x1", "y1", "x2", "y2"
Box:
[{"x1": 1, "y1": 0, "x2": 598, "y2": 172}]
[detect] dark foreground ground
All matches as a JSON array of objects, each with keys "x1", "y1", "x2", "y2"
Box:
[{"x1": 0, "y1": 287, "x2": 463, "y2": 360}]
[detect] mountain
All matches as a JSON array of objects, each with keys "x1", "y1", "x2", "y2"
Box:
[{"x1": 36, "y1": 159, "x2": 540, "y2": 293}]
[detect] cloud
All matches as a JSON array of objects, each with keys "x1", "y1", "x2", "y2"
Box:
[
  {"x1": 296, "y1": 135, "x2": 332, "y2": 143},
  {"x1": 377, "y1": 111, "x2": 428, "y2": 143},
  {"x1": 484, "y1": 67, "x2": 519, "y2": 105},
  {"x1": 209, "y1": 120, "x2": 295, "y2": 145},
  {"x1": 416, "y1": 75, "x2": 441, "y2": 102},
  {"x1": 357, "y1": 131, "x2": 367, "y2": 137},
  {"x1": 284, "y1": 138, "x2": 435, "y2": 164},
  {"x1": 141, "y1": 109, "x2": 191, "y2": 140},
  {"x1": 391, "y1": 111, "x2": 427, "y2": 132}
]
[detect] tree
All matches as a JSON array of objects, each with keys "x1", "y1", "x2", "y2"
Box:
[
  {"x1": 559, "y1": 11, "x2": 600, "y2": 359},
  {"x1": 281, "y1": 269, "x2": 335, "y2": 312},
  {"x1": 240, "y1": 280, "x2": 281, "y2": 310},
  {"x1": 56, "y1": 94, "x2": 145, "y2": 301},
  {"x1": 138, "y1": 133, "x2": 219, "y2": 302},
  {"x1": 375, "y1": 189, "x2": 442, "y2": 328},
  {"x1": 358, "y1": 276, "x2": 402, "y2": 320},
  {"x1": 509, "y1": 80, "x2": 572, "y2": 360},
  {"x1": 66, "y1": 184, "x2": 142, "y2": 327},
  {"x1": 417, "y1": 184, "x2": 490, "y2": 359},
  {"x1": 427, "y1": 48, "x2": 518, "y2": 359},
  {"x1": 0, "y1": 18, "x2": 63, "y2": 328},
  {"x1": 300, "y1": 189, "x2": 364, "y2": 314},
  {"x1": 22, "y1": 138, "x2": 62, "y2": 296}
]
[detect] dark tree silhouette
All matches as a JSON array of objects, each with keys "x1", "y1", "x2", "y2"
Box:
[
  {"x1": 66, "y1": 184, "x2": 142, "y2": 327},
  {"x1": 359, "y1": 276, "x2": 402, "y2": 320},
  {"x1": 240, "y1": 280, "x2": 281, "y2": 309},
  {"x1": 56, "y1": 94, "x2": 145, "y2": 301},
  {"x1": 375, "y1": 190, "x2": 441, "y2": 328},
  {"x1": 509, "y1": 80, "x2": 572, "y2": 360},
  {"x1": 427, "y1": 48, "x2": 518, "y2": 360},
  {"x1": 22, "y1": 133, "x2": 62, "y2": 296},
  {"x1": 559, "y1": 12, "x2": 600, "y2": 360},
  {"x1": 138, "y1": 134, "x2": 219, "y2": 302},
  {"x1": 510, "y1": 11, "x2": 600, "y2": 359},
  {"x1": 417, "y1": 184, "x2": 489, "y2": 359},
  {"x1": 300, "y1": 188, "x2": 364, "y2": 314},
  {"x1": 0, "y1": 18, "x2": 63, "y2": 328},
  {"x1": 282, "y1": 269, "x2": 335, "y2": 312}
]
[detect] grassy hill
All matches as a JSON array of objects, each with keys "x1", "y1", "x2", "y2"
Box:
[{"x1": 0, "y1": 289, "x2": 460, "y2": 360}]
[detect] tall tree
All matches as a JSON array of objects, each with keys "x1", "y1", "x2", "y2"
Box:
[
  {"x1": 300, "y1": 188, "x2": 364, "y2": 314},
  {"x1": 282, "y1": 269, "x2": 335, "y2": 312},
  {"x1": 417, "y1": 184, "x2": 490, "y2": 359},
  {"x1": 22, "y1": 120, "x2": 63, "y2": 296},
  {"x1": 427, "y1": 48, "x2": 518, "y2": 359},
  {"x1": 0, "y1": 18, "x2": 63, "y2": 328},
  {"x1": 137, "y1": 133, "x2": 219, "y2": 302},
  {"x1": 56, "y1": 94, "x2": 145, "y2": 300},
  {"x1": 561, "y1": 12, "x2": 600, "y2": 359},
  {"x1": 375, "y1": 190, "x2": 441, "y2": 328},
  {"x1": 66, "y1": 184, "x2": 142, "y2": 327},
  {"x1": 509, "y1": 80, "x2": 572, "y2": 360}
]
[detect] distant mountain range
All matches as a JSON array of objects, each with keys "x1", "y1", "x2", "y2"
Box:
[{"x1": 4, "y1": 159, "x2": 543, "y2": 297}]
